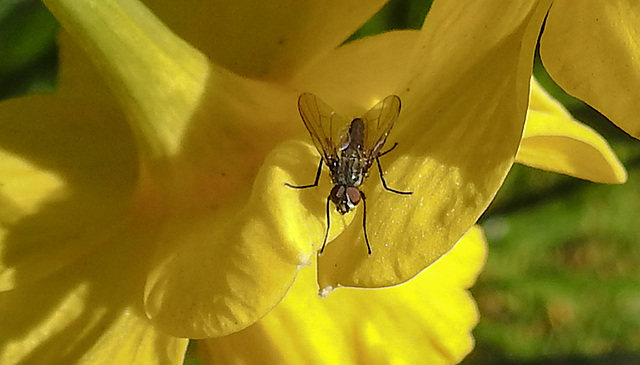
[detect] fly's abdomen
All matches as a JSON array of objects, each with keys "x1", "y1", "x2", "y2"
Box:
[{"x1": 349, "y1": 118, "x2": 366, "y2": 149}]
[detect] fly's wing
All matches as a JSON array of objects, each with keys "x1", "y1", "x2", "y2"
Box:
[
  {"x1": 361, "y1": 95, "x2": 401, "y2": 160},
  {"x1": 297, "y1": 93, "x2": 349, "y2": 164}
]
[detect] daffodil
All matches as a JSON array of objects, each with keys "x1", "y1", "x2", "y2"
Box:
[
  {"x1": 0, "y1": 0, "x2": 630, "y2": 364},
  {"x1": 539, "y1": 1, "x2": 640, "y2": 139}
]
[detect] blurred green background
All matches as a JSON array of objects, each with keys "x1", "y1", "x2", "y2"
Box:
[{"x1": 3, "y1": 0, "x2": 640, "y2": 364}]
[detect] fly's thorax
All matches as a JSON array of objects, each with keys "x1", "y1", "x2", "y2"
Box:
[
  {"x1": 330, "y1": 149, "x2": 366, "y2": 187},
  {"x1": 330, "y1": 185, "x2": 361, "y2": 214}
]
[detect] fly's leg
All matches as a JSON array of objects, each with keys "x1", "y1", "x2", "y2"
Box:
[
  {"x1": 378, "y1": 142, "x2": 398, "y2": 157},
  {"x1": 286, "y1": 158, "x2": 331, "y2": 255},
  {"x1": 319, "y1": 195, "x2": 331, "y2": 255},
  {"x1": 361, "y1": 192, "x2": 372, "y2": 255},
  {"x1": 285, "y1": 158, "x2": 323, "y2": 189},
  {"x1": 376, "y1": 147, "x2": 412, "y2": 194}
]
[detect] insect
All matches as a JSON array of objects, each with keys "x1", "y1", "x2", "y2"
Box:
[{"x1": 286, "y1": 93, "x2": 412, "y2": 255}]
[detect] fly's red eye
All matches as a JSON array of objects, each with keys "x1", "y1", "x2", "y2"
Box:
[
  {"x1": 330, "y1": 185, "x2": 345, "y2": 205},
  {"x1": 346, "y1": 186, "x2": 361, "y2": 205}
]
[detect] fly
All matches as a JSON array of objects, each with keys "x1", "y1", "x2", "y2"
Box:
[{"x1": 286, "y1": 93, "x2": 412, "y2": 255}]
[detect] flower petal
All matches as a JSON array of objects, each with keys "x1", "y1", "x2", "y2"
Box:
[
  {"x1": 299, "y1": 0, "x2": 552, "y2": 288},
  {"x1": 42, "y1": 0, "x2": 209, "y2": 155},
  {"x1": 0, "y1": 219, "x2": 187, "y2": 365},
  {"x1": 293, "y1": 30, "x2": 419, "y2": 111},
  {"x1": 143, "y1": 79, "x2": 310, "y2": 338},
  {"x1": 517, "y1": 79, "x2": 627, "y2": 183},
  {"x1": 199, "y1": 226, "x2": 486, "y2": 365},
  {"x1": 0, "y1": 34, "x2": 139, "y2": 291},
  {"x1": 0, "y1": 13, "x2": 187, "y2": 360},
  {"x1": 35, "y1": 0, "x2": 307, "y2": 339},
  {"x1": 145, "y1": 135, "x2": 349, "y2": 338},
  {"x1": 144, "y1": 0, "x2": 390, "y2": 80},
  {"x1": 540, "y1": 0, "x2": 640, "y2": 138}
]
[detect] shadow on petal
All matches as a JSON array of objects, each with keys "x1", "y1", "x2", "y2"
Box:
[
  {"x1": 0, "y1": 52, "x2": 139, "y2": 289},
  {"x1": 0, "y1": 214, "x2": 186, "y2": 364},
  {"x1": 145, "y1": 0, "x2": 390, "y2": 81}
]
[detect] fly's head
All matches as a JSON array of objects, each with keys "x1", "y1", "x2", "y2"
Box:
[{"x1": 330, "y1": 185, "x2": 361, "y2": 214}]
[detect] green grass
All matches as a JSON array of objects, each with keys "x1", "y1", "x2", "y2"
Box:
[{"x1": 469, "y1": 165, "x2": 640, "y2": 362}]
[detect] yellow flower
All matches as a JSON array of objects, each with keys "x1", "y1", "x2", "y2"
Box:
[
  {"x1": 539, "y1": 0, "x2": 640, "y2": 139},
  {"x1": 0, "y1": 0, "x2": 628, "y2": 363}
]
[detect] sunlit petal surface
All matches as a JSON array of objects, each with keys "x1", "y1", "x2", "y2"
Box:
[
  {"x1": 43, "y1": 0, "x2": 210, "y2": 155},
  {"x1": 200, "y1": 226, "x2": 486, "y2": 365},
  {"x1": 290, "y1": 0, "x2": 552, "y2": 289},
  {"x1": 541, "y1": 0, "x2": 640, "y2": 138},
  {"x1": 517, "y1": 79, "x2": 627, "y2": 183}
]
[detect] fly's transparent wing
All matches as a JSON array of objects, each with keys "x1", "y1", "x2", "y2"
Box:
[
  {"x1": 361, "y1": 95, "x2": 402, "y2": 159},
  {"x1": 297, "y1": 93, "x2": 349, "y2": 164}
]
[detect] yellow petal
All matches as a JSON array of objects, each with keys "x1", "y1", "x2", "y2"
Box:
[
  {"x1": 0, "y1": 219, "x2": 187, "y2": 364},
  {"x1": 517, "y1": 79, "x2": 627, "y2": 183},
  {"x1": 540, "y1": 0, "x2": 640, "y2": 138},
  {"x1": 144, "y1": 0, "x2": 389, "y2": 81},
  {"x1": 0, "y1": 21, "x2": 187, "y2": 358},
  {"x1": 294, "y1": 0, "x2": 552, "y2": 288},
  {"x1": 143, "y1": 89, "x2": 310, "y2": 338},
  {"x1": 0, "y1": 35, "x2": 139, "y2": 291},
  {"x1": 200, "y1": 226, "x2": 486, "y2": 365},
  {"x1": 42, "y1": 0, "x2": 209, "y2": 155},
  {"x1": 36, "y1": 0, "x2": 310, "y2": 339},
  {"x1": 82, "y1": 311, "x2": 187, "y2": 365},
  {"x1": 293, "y1": 30, "x2": 419, "y2": 110}
]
